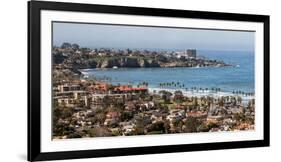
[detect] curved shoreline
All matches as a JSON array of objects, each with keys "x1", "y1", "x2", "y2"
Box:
[{"x1": 149, "y1": 87, "x2": 254, "y2": 101}]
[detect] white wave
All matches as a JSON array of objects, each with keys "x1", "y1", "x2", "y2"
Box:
[{"x1": 148, "y1": 87, "x2": 254, "y2": 101}]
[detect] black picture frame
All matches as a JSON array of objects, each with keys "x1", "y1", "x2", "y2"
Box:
[{"x1": 28, "y1": 1, "x2": 270, "y2": 161}]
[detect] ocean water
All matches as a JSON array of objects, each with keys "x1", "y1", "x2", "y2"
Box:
[{"x1": 82, "y1": 50, "x2": 255, "y2": 93}]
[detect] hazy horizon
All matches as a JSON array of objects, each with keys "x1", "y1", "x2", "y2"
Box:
[{"x1": 53, "y1": 22, "x2": 255, "y2": 52}]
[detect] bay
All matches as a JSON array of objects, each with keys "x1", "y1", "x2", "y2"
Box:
[{"x1": 81, "y1": 50, "x2": 254, "y2": 93}]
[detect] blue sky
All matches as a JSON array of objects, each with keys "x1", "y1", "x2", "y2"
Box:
[{"x1": 53, "y1": 22, "x2": 255, "y2": 51}]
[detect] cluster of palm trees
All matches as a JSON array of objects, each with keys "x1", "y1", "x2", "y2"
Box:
[
  {"x1": 190, "y1": 87, "x2": 221, "y2": 93},
  {"x1": 232, "y1": 90, "x2": 254, "y2": 96},
  {"x1": 158, "y1": 82, "x2": 223, "y2": 93},
  {"x1": 137, "y1": 81, "x2": 149, "y2": 88},
  {"x1": 158, "y1": 82, "x2": 185, "y2": 89},
  {"x1": 158, "y1": 82, "x2": 254, "y2": 97}
]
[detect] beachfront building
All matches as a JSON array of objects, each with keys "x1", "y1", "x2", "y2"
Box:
[
  {"x1": 54, "y1": 83, "x2": 90, "y2": 108},
  {"x1": 113, "y1": 85, "x2": 148, "y2": 94},
  {"x1": 57, "y1": 84, "x2": 83, "y2": 92},
  {"x1": 85, "y1": 82, "x2": 109, "y2": 93},
  {"x1": 54, "y1": 91, "x2": 89, "y2": 107}
]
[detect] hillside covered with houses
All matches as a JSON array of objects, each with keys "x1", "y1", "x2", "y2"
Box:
[
  {"x1": 52, "y1": 42, "x2": 230, "y2": 72},
  {"x1": 52, "y1": 43, "x2": 254, "y2": 139}
]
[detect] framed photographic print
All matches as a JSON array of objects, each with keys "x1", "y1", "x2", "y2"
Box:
[{"x1": 28, "y1": 0, "x2": 270, "y2": 161}]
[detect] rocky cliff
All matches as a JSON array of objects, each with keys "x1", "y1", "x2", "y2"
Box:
[{"x1": 54, "y1": 54, "x2": 229, "y2": 71}]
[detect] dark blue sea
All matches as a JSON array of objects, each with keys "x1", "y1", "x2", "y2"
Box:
[{"x1": 82, "y1": 50, "x2": 254, "y2": 93}]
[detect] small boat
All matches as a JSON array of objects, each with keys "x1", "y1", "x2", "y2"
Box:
[{"x1": 113, "y1": 66, "x2": 118, "y2": 69}]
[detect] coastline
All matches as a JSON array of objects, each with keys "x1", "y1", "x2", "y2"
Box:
[
  {"x1": 80, "y1": 69, "x2": 255, "y2": 103},
  {"x1": 148, "y1": 87, "x2": 254, "y2": 102},
  {"x1": 52, "y1": 39, "x2": 256, "y2": 139}
]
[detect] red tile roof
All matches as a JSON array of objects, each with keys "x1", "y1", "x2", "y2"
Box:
[{"x1": 114, "y1": 85, "x2": 147, "y2": 92}]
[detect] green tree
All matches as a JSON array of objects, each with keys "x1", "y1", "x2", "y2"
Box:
[
  {"x1": 61, "y1": 42, "x2": 72, "y2": 49},
  {"x1": 159, "y1": 90, "x2": 172, "y2": 104},
  {"x1": 71, "y1": 43, "x2": 80, "y2": 51}
]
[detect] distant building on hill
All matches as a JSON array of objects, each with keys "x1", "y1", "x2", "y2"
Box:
[
  {"x1": 185, "y1": 49, "x2": 196, "y2": 58},
  {"x1": 175, "y1": 49, "x2": 197, "y2": 59}
]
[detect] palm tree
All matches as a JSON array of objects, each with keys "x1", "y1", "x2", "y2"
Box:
[
  {"x1": 145, "y1": 82, "x2": 149, "y2": 87},
  {"x1": 237, "y1": 96, "x2": 242, "y2": 104}
]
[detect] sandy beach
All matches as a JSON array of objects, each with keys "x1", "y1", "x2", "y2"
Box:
[{"x1": 148, "y1": 87, "x2": 254, "y2": 101}]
